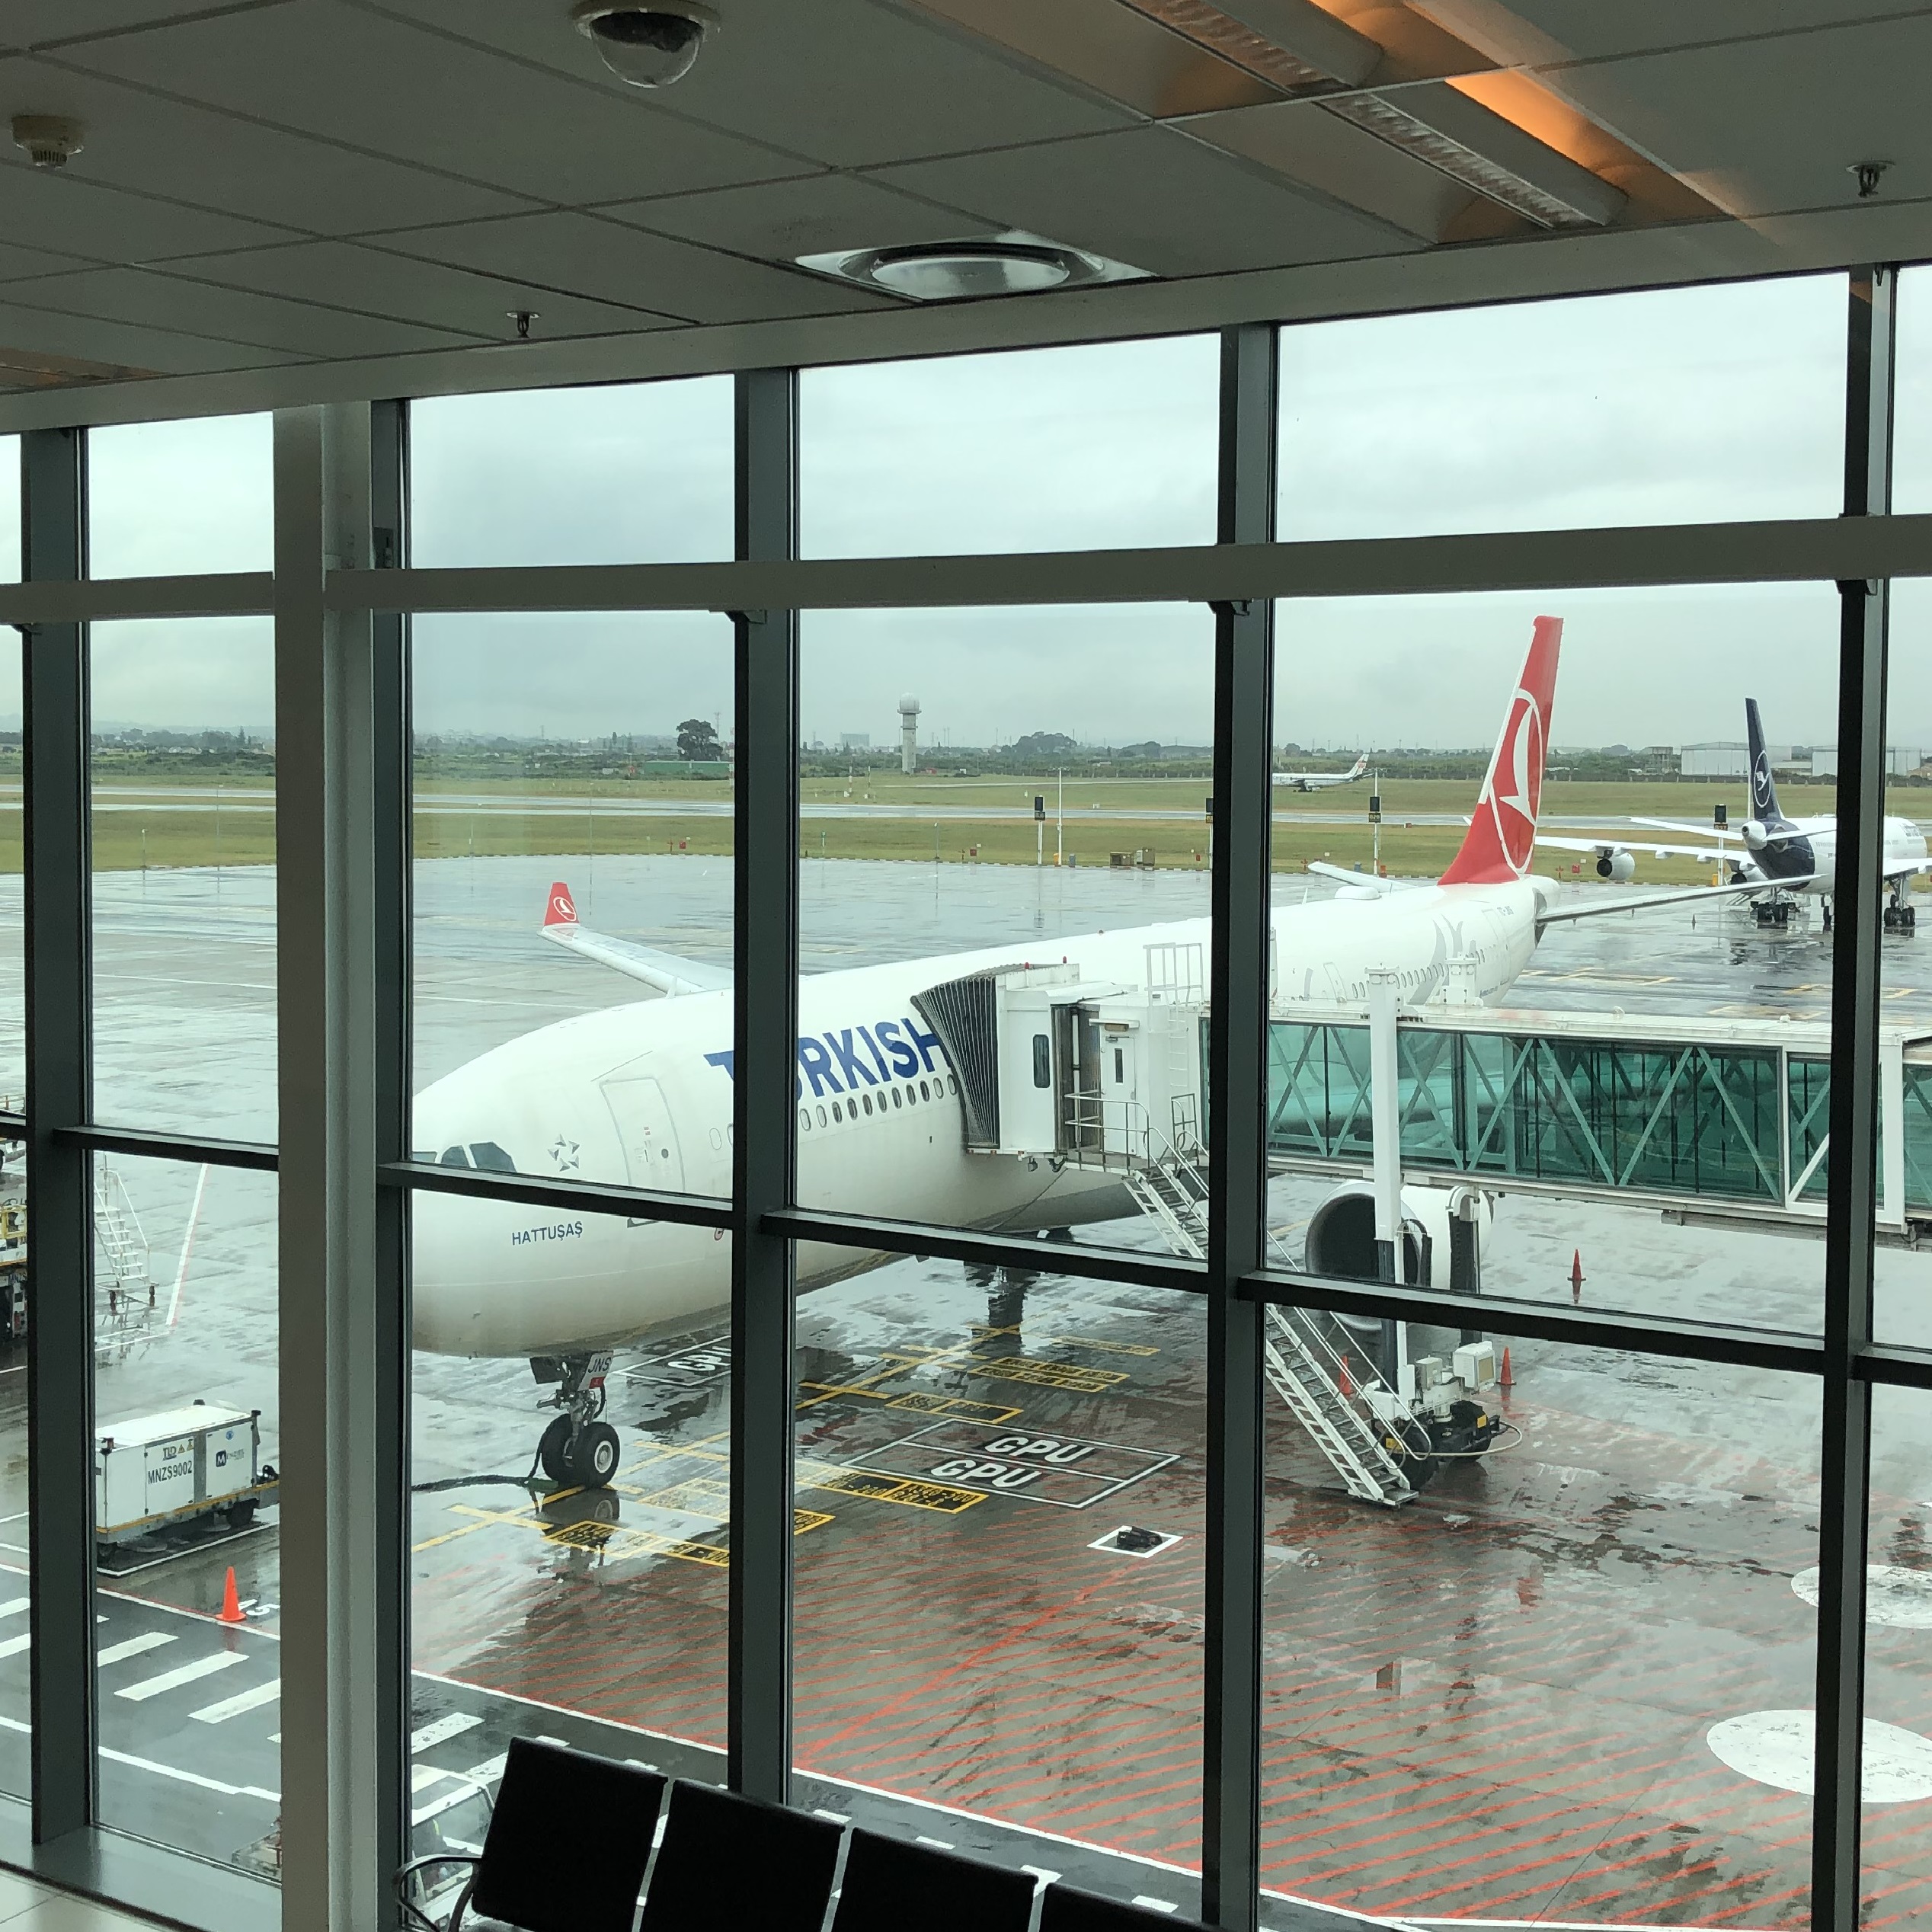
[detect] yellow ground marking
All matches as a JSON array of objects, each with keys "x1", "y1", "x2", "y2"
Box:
[
  {"x1": 884, "y1": 1390, "x2": 1022, "y2": 1422},
  {"x1": 968, "y1": 1356, "x2": 1130, "y2": 1393},
  {"x1": 808, "y1": 1470, "x2": 986, "y2": 1514},
  {"x1": 1040, "y1": 1335, "x2": 1160, "y2": 1358},
  {"x1": 430, "y1": 1495, "x2": 832, "y2": 1569}
]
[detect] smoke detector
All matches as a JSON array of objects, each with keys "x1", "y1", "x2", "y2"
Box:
[{"x1": 11, "y1": 116, "x2": 84, "y2": 170}]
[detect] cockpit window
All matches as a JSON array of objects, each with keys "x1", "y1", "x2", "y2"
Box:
[
  {"x1": 469, "y1": 1142, "x2": 516, "y2": 1172},
  {"x1": 438, "y1": 1146, "x2": 471, "y2": 1168}
]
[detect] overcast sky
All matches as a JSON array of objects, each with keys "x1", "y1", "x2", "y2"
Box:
[{"x1": 11, "y1": 266, "x2": 1932, "y2": 751}]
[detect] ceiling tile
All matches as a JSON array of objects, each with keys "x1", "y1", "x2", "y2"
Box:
[
  {"x1": 165, "y1": 239, "x2": 679, "y2": 344},
  {"x1": 1547, "y1": 13, "x2": 1932, "y2": 216},
  {"x1": 875, "y1": 124, "x2": 1418, "y2": 276},
  {"x1": 1, "y1": 2, "x2": 251, "y2": 50},
  {"x1": 365, "y1": 0, "x2": 1134, "y2": 167},
  {"x1": 0, "y1": 239, "x2": 93, "y2": 282},
  {"x1": 610, "y1": 174, "x2": 985, "y2": 261},
  {"x1": 5, "y1": 265, "x2": 485, "y2": 357},
  {"x1": 383, "y1": 211, "x2": 897, "y2": 325},
  {"x1": 0, "y1": 296, "x2": 300, "y2": 375},
  {"x1": 1416, "y1": 0, "x2": 1932, "y2": 64},
  {"x1": 0, "y1": 155, "x2": 294, "y2": 261},
  {"x1": 0, "y1": 54, "x2": 527, "y2": 233},
  {"x1": 62, "y1": 0, "x2": 808, "y2": 206}
]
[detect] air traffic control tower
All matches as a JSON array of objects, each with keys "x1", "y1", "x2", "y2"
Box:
[{"x1": 898, "y1": 693, "x2": 921, "y2": 773}]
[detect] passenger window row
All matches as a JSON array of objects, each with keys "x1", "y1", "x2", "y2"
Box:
[
  {"x1": 398, "y1": 1736, "x2": 1195, "y2": 1932},
  {"x1": 798, "y1": 1073, "x2": 958, "y2": 1133}
]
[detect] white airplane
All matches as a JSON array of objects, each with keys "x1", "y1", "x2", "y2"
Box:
[
  {"x1": 410, "y1": 616, "x2": 1757, "y2": 1486},
  {"x1": 1273, "y1": 753, "x2": 1369, "y2": 792},
  {"x1": 1539, "y1": 698, "x2": 1928, "y2": 928}
]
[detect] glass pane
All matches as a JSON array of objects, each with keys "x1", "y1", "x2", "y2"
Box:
[
  {"x1": 409, "y1": 379, "x2": 732, "y2": 568},
  {"x1": 793, "y1": 1249, "x2": 1204, "y2": 1915},
  {"x1": 91, "y1": 1153, "x2": 280, "y2": 1897},
  {"x1": 90, "y1": 618, "x2": 276, "y2": 1140},
  {"x1": 88, "y1": 415, "x2": 273, "y2": 579},
  {"x1": 0, "y1": 437, "x2": 19, "y2": 583},
  {"x1": 1271, "y1": 584, "x2": 1838, "y2": 1330},
  {"x1": 1862, "y1": 1385, "x2": 1932, "y2": 1924},
  {"x1": 1260, "y1": 1317, "x2": 1818, "y2": 1924},
  {"x1": 797, "y1": 603, "x2": 1213, "y2": 1252},
  {"x1": 1280, "y1": 276, "x2": 1844, "y2": 539},
  {"x1": 1892, "y1": 265, "x2": 1932, "y2": 515},
  {"x1": 1868, "y1": 576, "x2": 1932, "y2": 1348},
  {"x1": 801, "y1": 336, "x2": 1218, "y2": 558},
  {"x1": 411, "y1": 612, "x2": 732, "y2": 1196},
  {"x1": 0, "y1": 624, "x2": 21, "y2": 1805},
  {"x1": 410, "y1": 1200, "x2": 731, "y2": 1882}
]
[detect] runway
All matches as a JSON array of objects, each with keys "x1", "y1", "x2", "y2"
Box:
[{"x1": 0, "y1": 855, "x2": 1927, "y2": 1923}]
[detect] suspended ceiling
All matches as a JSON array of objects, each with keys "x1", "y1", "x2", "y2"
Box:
[{"x1": 0, "y1": 0, "x2": 1927, "y2": 418}]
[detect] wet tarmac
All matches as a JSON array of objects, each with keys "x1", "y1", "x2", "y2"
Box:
[{"x1": 0, "y1": 856, "x2": 1930, "y2": 1922}]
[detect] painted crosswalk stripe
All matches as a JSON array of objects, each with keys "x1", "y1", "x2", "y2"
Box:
[
  {"x1": 0, "y1": 1598, "x2": 29, "y2": 1620},
  {"x1": 116, "y1": 1651, "x2": 248, "y2": 1702},
  {"x1": 411, "y1": 1764, "x2": 453, "y2": 1794},
  {"x1": 190, "y1": 1679, "x2": 280, "y2": 1725},
  {"x1": 98, "y1": 1633, "x2": 175, "y2": 1668},
  {"x1": 410, "y1": 1713, "x2": 481, "y2": 1754},
  {"x1": 0, "y1": 1634, "x2": 30, "y2": 1660}
]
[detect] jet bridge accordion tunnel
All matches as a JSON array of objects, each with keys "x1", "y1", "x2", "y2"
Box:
[{"x1": 1266, "y1": 1003, "x2": 1932, "y2": 1239}]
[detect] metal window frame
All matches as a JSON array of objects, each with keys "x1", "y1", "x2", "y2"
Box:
[{"x1": 0, "y1": 261, "x2": 1913, "y2": 1932}]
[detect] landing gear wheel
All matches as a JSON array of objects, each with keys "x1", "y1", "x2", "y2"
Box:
[
  {"x1": 225, "y1": 1499, "x2": 257, "y2": 1531},
  {"x1": 565, "y1": 1422, "x2": 620, "y2": 1488},
  {"x1": 537, "y1": 1415, "x2": 572, "y2": 1483}
]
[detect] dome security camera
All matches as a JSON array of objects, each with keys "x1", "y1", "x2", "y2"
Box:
[{"x1": 572, "y1": 2, "x2": 718, "y2": 88}]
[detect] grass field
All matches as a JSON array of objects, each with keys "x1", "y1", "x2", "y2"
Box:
[{"x1": 2, "y1": 769, "x2": 1918, "y2": 880}]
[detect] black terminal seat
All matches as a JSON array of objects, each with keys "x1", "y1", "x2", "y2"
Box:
[
  {"x1": 396, "y1": 1735, "x2": 665, "y2": 1932},
  {"x1": 829, "y1": 1827, "x2": 1038, "y2": 1932},
  {"x1": 638, "y1": 1779, "x2": 846, "y2": 1932},
  {"x1": 1040, "y1": 1879, "x2": 1211, "y2": 1932}
]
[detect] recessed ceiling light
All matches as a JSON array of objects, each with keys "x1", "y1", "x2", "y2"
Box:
[{"x1": 795, "y1": 232, "x2": 1150, "y2": 302}]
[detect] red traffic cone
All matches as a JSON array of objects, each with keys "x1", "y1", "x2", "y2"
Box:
[
  {"x1": 1570, "y1": 1249, "x2": 1585, "y2": 1303},
  {"x1": 218, "y1": 1566, "x2": 244, "y2": 1625},
  {"x1": 1499, "y1": 1346, "x2": 1515, "y2": 1389}
]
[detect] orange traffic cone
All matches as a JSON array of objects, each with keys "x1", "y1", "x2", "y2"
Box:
[
  {"x1": 1499, "y1": 1346, "x2": 1515, "y2": 1389},
  {"x1": 218, "y1": 1566, "x2": 244, "y2": 1626},
  {"x1": 1339, "y1": 1355, "x2": 1355, "y2": 1399},
  {"x1": 1570, "y1": 1249, "x2": 1585, "y2": 1303}
]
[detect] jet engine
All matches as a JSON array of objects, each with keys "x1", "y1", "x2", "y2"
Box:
[
  {"x1": 1594, "y1": 849, "x2": 1636, "y2": 881},
  {"x1": 1739, "y1": 818, "x2": 1770, "y2": 850},
  {"x1": 1303, "y1": 1180, "x2": 1492, "y2": 1297}
]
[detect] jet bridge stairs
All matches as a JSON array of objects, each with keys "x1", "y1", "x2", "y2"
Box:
[{"x1": 911, "y1": 945, "x2": 1423, "y2": 1507}]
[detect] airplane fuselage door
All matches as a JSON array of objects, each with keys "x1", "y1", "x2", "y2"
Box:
[
  {"x1": 600, "y1": 1073, "x2": 684, "y2": 1192},
  {"x1": 1101, "y1": 1021, "x2": 1142, "y2": 1160}
]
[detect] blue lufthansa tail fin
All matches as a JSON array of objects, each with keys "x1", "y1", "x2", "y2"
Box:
[{"x1": 1745, "y1": 699, "x2": 1792, "y2": 828}]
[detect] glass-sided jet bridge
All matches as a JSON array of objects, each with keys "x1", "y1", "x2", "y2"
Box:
[{"x1": 1268, "y1": 1005, "x2": 1932, "y2": 1239}]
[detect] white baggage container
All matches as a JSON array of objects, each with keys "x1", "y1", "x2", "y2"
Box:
[{"x1": 94, "y1": 1400, "x2": 275, "y2": 1545}]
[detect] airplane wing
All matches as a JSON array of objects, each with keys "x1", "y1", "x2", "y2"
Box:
[
  {"x1": 1307, "y1": 860, "x2": 1399, "y2": 894},
  {"x1": 539, "y1": 881, "x2": 732, "y2": 997},
  {"x1": 1631, "y1": 817, "x2": 1742, "y2": 843},
  {"x1": 1535, "y1": 877, "x2": 1811, "y2": 926},
  {"x1": 1536, "y1": 833, "x2": 1728, "y2": 862}
]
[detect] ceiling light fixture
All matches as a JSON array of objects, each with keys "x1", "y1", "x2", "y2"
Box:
[
  {"x1": 796, "y1": 232, "x2": 1150, "y2": 302},
  {"x1": 1117, "y1": 0, "x2": 1377, "y2": 94},
  {"x1": 1320, "y1": 88, "x2": 1624, "y2": 229},
  {"x1": 572, "y1": 2, "x2": 717, "y2": 88},
  {"x1": 11, "y1": 115, "x2": 84, "y2": 171}
]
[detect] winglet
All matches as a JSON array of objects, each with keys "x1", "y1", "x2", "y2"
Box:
[
  {"x1": 543, "y1": 881, "x2": 578, "y2": 929},
  {"x1": 1440, "y1": 617, "x2": 1563, "y2": 887}
]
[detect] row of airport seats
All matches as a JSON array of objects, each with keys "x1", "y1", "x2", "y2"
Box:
[{"x1": 395, "y1": 1737, "x2": 1208, "y2": 1932}]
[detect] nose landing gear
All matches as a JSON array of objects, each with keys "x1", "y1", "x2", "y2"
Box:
[
  {"x1": 532, "y1": 1350, "x2": 620, "y2": 1488},
  {"x1": 1884, "y1": 882, "x2": 1918, "y2": 934}
]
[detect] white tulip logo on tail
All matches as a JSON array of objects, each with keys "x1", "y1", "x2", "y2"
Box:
[
  {"x1": 1487, "y1": 689, "x2": 1544, "y2": 878},
  {"x1": 545, "y1": 881, "x2": 579, "y2": 929}
]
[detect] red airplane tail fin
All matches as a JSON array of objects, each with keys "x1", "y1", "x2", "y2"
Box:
[
  {"x1": 1440, "y1": 616, "x2": 1563, "y2": 886},
  {"x1": 543, "y1": 881, "x2": 579, "y2": 929}
]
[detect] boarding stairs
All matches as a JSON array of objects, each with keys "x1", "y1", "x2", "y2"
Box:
[
  {"x1": 92, "y1": 1164, "x2": 152, "y2": 1300},
  {"x1": 1118, "y1": 1125, "x2": 1416, "y2": 1508}
]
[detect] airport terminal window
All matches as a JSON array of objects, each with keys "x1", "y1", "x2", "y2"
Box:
[
  {"x1": 408, "y1": 610, "x2": 733, "y2": 1196},
  {"x1": 799, "y1": 335, "x2": 1218, "y2": 559},
  {"x1": 797, "y1": 600, "x2": 1213, "y2": 1256},
  {"x1": 91, "y1": 1154, "x2": 281, "y2": 1891},
  {"x1": 0, "y1": 438, "x2": 18, "y2": 581},
  {"x1": 409, "y1": 378, "x2": 731, "y2": 569},
  {"x1": 1259, "y1": 1319, "x2": 1821, "y2": 1925},
  {"x1": 1894, "y1": 267, "x2": 1932, "y2": 513},
  {"x1": 88, "y1": 617, "x2": 277, "y2": 1143},
  {"x1": 409, "y1": 1203, "x2": 734, "y2": 1845},
  {"x1": 1278, "y1": 277, "x2": 1844, "y2": 540},
  {"x1": 88, "y1": 414, "x2": 273, "y2": 579},
  {"x1": 792, "y1": 1252, "x2": 1208, "y2": 1918},
  {"x1": 1269, "y1": 581, "x2": 1840, "y2": 1331}
]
